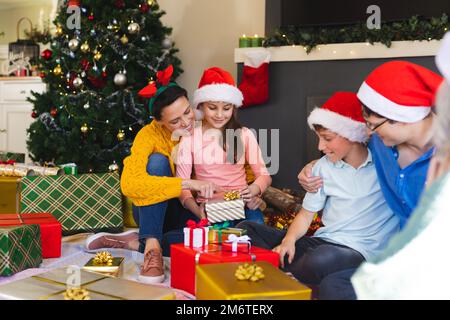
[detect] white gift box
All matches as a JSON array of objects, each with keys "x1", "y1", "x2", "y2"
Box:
[
  {"x1": 205, "y1": 199, "x2": 246, "y2": 224},
  {"x1": 183, "y1": 227, "x2": 209, "y2": 248}
]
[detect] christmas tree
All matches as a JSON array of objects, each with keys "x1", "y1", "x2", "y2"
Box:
[{"x1": 27, "y1": 0, "x2": 182, "y2": 173}]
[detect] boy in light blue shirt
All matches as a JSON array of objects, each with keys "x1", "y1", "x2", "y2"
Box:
[{"x1": 237, "y1": 92, "x2": 399, "y2": 296}]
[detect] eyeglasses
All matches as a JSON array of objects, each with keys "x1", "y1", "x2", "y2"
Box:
[{"x1": 365, "y1": 119, "x2": 388, "y2": 131}]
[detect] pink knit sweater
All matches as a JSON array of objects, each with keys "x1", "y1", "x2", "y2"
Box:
[{"x1": 176, "y1": 125, "x2": 271, "y2": 205}]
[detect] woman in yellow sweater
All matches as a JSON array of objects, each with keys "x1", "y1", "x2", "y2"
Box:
[{"x1": 85, "y1": 67, "x2": 262, "y2": 284}]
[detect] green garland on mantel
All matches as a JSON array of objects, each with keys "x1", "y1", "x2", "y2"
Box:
[{"x1": 264, "y1": 14, "x2": 449, "y2": 53}]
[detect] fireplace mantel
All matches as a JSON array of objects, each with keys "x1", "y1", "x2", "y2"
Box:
[{"x1": 235, "y1": 40, "x2": 441, "y2": 63}]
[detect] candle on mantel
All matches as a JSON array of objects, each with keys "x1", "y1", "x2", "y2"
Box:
[
  {"x1": 251, "y1": 34, "x2": 264, "y2": 47},
  {"x1": 239, "y1": 34, "x2": 251, "y2": 48}
]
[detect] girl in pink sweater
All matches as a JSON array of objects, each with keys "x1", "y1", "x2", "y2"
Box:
[{"x1": 175, "y1": 67, "x2": 271, "y2": 224}]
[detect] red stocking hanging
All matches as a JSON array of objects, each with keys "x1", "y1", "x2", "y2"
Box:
[{"x1": 238, "y1": 49, "x2": 270, "y2": 108}]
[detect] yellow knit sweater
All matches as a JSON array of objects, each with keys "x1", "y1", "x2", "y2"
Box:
[
  {"x1": 121, "y1": 121, "x2": 256, "y2": 207},
  {"x1": 121, "y1": 121, "x2": 182, "y2": 206}
]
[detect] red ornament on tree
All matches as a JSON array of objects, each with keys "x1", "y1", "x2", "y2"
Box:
[
  {"x1": 88, "y1": 75, "x2": 106, "y2": 89},
  {"x1": 102, "y1": 71, "x2": 107, "y2": 78},
  {"x1": 114, "y1": 0, "x2": 125, "y2": 9},
  {"x1": 41, "y1": 49, "x2": 53, "y2": 60},
  {"x1": 88, "y1": 14, "x2": 94, "y2": 21},
  {"x1": 80, "y1": 59, "x2": 90, "y2": 71},
  {"x1": 139, "y1": 3, "x2": 150, "y2": 13},
  {"x1": 31, "y1": 111, "x2": 38, "y2": 119},
  {"x1": 50, "y1": 108, "x2": 58, "y2": 118},
  {"x1": 39, "y1": 72, "x2": 45, "y2": 79}
]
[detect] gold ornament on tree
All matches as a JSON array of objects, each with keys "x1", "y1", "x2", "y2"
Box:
[
  {"x1": 127, "y1": 22, "x2": 140, "y2": 34},
  {"x1": 93, "y1": 50, "x2": 102, "y2": 61},
  {"x1": 55, "y1": 25, "x2": 63, "y2": 36},
  {"x1": 80, "y1": 123, "x2": 89, "y2": 133},
  {"x1": 80, "y1": 41, "x2": 90, "y2": 53},
  {"x1": 120, "y1": 34, "x2": 129, "y2": 44},
  {"x1": 117, "y1": 130, "x2": 125, "y2": 141},
  {"x1": 53, "y1": 64, "x2": 62, "y2": 76},
  {"x1": 68, "y1": 38, "x2": 80, "y2": 51}
]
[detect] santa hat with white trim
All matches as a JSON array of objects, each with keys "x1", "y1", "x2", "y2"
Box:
[
  {"x1": 193, "y1": 67, "x2": 244, "y2": 108},
  {"x1": 357, "y1": 61, "x2": 443, "y2": 123},
  {"x1": 307, "y1": 92, "x2": 368, "y2": 143}
]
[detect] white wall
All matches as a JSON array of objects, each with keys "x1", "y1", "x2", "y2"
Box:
[
  {"x1": 0, "y1": 1, "x2": 57, "y2": 44},
  {"x1": 158, "y1": 0, "x2": 265, "y2": 97}
]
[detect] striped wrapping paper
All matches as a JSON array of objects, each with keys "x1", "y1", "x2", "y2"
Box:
[{"x1": 205, "y1": 199, "x2": 245, "y2": 224}]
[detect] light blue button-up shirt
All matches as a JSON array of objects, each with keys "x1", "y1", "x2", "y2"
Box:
[{"x1": 302, "y1": 150, "x2": 400, "y2": 261}]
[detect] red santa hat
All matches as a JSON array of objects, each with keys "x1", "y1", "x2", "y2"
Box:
[
  {"x1": 193, "y1": 67, "x2": 244, "y2": 108},
  {"x1": 307, "y1": 92, "x2": 368, "y2": 143},
  {"x1": 357, "y1": 61, "x2": 443, "y2": 123}
]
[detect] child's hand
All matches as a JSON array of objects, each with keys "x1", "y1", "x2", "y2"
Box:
[
  {"x1": 272, "y1": 237, "x2": 296, "y2": 268},
  {"x1": 239, "y1": 184, "x2": 261, "y2": 202},
  {"x1": 298, "y1": 160, "x2": 322, "y2": 193},
  {"x1": 198, "y1": 203, "x2": 207, "y2": 220}
]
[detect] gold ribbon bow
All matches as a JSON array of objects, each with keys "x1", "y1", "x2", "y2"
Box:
[
  {"x1": 93, "y1": 251, "x2": 113, "y2": 266},
  {"x1": 235, "y1": 263, "x2": 265, "y2": 282},
  {"x1": 63, "y1": 288, "x2": 91, "y2": 300},
  {"x1": 224, "y1": 190, "x2": 240, "y2": 201}
]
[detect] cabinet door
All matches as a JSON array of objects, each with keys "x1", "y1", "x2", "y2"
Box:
[{"x1": 1, "y1": 103, "x2": 34, "y2": 162}]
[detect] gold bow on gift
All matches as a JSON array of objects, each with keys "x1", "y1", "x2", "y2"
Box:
[
  {"x1": 224, "y1": 190, "x2": 240, "y2": 201},
  {"x1": 235, "y1": 263, "x2": 265, "y2": 282},
  {"x1": 93, "y1": 251, "x2": 113, "y2": 266},
  {"x1": 63, "y1": 287, "x2": 91, "y2": 300}
]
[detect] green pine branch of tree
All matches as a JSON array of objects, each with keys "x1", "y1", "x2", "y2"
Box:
[{"x1": 27, "y1": 0, "x2": 182, "y2": 173}]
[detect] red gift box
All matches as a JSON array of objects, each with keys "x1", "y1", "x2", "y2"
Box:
[
  {"x1": 170, "y1": 243, "x2": 279, "y2": 296},
  {"x1": 0, "y1": 213, "x2": 62, "y2": 258}
]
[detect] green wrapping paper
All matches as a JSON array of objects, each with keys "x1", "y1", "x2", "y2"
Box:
[
  {"x1": 19, "y1": 172, "x2": 123, "y2": 235},
  {"x1": 0, "y1": 225, "x2": 42, "y2": 276}
]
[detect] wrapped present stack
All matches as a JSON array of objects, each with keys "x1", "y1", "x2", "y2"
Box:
[
  {"x1": 0, "y1": 225, "x2": 42, "y2": 276},
  {"x1": 0, "y1": 268, "x2": 176, "y2": 300},
  {"x1": 0, "y1": 213, "x2": 61, "y2": 258},
  {"x1": 208, "y1": 221, "x2": 247, "y2": 244},
  {"x1": 171, "y1": 221, "x2": 280, "y2": 296},
  {"x1": 205, "y1": 190, "x2": 246, "y2": 224}
]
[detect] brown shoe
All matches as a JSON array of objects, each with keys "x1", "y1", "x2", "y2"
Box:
[
  {"x1": 85, "y1": 230, "x2": 139, "y2": 252},
  {"x1": 138, "y1": 249, "x2": 165, "y2": 284}
]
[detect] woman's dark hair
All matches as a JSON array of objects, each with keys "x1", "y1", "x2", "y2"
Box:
[
  {"x1": 151, "y1": 85, "x2": 188, "y2": 120},
  {"x1": 362, "y1": 104, "x2": 397, "y2": 124}
]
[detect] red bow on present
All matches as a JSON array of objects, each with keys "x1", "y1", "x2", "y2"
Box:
[
  {"x1": 185, "y1": 219, "x2": 209, "y2": 248},
  {"x1": 186, "y1": 219, "x2": 209, "y2": 229},
  {"x1": 0, "y1": 160, "x2": 15, "y2": 165},
  {"x1": 138, "y1": 65, "x2": 174, "y2": 99}
]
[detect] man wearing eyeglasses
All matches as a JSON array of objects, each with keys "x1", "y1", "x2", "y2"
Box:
[{"x1": 298, "y1": 60, "x2": 443, "y2": 299}]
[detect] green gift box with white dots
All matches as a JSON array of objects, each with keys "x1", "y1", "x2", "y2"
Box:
[{"x1": 19, "y1": 172, "x2": 123, "y2": 235}]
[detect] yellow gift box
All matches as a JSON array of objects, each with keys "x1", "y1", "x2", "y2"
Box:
[
  {"x1": 196, "y1": 261, "x2": 311, "y2": 300},
  {"x1": 0, "y1": 177, "x2": 20, "y2": 214},
  {"x1": 0, "y1": 268, "x2": 176, "y2": 300},
  {"x1": 83, "y1": 256, "x2": 125, "y2": 278},
  {"x1": 208, "y1": 227, "x2": 247, "y2": 244}
]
